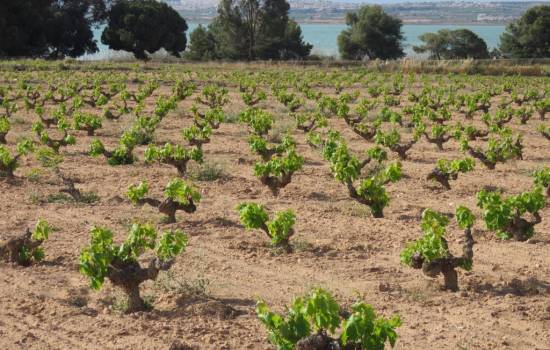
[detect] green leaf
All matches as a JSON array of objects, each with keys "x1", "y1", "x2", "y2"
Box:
[{"x1": 156, "y1": 229, "x2": 188, "y2": 261}]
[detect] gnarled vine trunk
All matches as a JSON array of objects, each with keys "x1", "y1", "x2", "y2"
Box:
[
  {"x1": 107, "y1": 258, "x2": 174, "y2": 313},
  {"x1": 411, "y1": 228, "x2": 474, "y2": 291},
  {"x1": 0, "y1": 229, "x2": 43, "y2": 266}
]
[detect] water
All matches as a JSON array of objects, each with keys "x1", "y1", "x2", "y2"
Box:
[{"x1": 84, "y1": 23, "x2": 505, "y2": 60}]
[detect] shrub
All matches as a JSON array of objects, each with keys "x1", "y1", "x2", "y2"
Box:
[
  {"x1": 401, "y1": 207, "x2": 475, "y2": 291},
  {"x1": 32, "y1": 120, "x2": 76, "y2": 153},
  {"x1": 254, "y1": 149, "x2": 304, "y2": 196},
  {"x1": 257, "y1": 288, "x2": 401, "y2": 350},
  {"x1": 237, "y1": 203, "x2": 296, "y2": 252},
  {"x1": 127, "y1": 179, "x2": 200, "y2": 223},
  {"x1": 477, "y1": 187, "x2": 545, "y2": 241},
  {"x1": 0, "y1": 139, "x2": 34, "y2": 178},
  {"x1": 73, "y1": 111, "x2": 102, "y2": 136},
  {"x1": 0, "y1": 219, "x2": 52, "y2": 266},
  {"x1": 144, "y1": 143, "x2": 203, "y2": 176},
  {"x1": 79, "y1": 223, "x2": 188, "y2": 312},
  {"x1": 532, "y1": 167, "x2": 550, "y2": 196},
  {"x1": 90, "y1": 130, "x2": 137, "y2": 165},
  {"x1": 427, "y1": 158, "x2": 475, "y2": 190}
]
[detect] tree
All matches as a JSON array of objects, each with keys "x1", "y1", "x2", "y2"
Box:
[
  {"x1": 101, "y1": 0, "x2": 188, "y2": 60},
  {"x1": 206, "y1": 0, "x2": 311, "y2": 61},
  {"x1": 45, "y1": 1, "x2": 99, "y2": 58},
  {"x1": 499, "y1": 5, "x2": 550, "y2": 58},
  {"x1": 413, "y1": 29, "x2": 489, "y2": 59},
  {"x1": 278, "y1": 20, "x2": 312, "y2": 60},
  {"x1": 338, "y1": 5, "x2": 405, "y2": 60},
  {"x1": 186, "y1": 25, "x2": 218, "y2": 61},
  {"x1": 0, "y1": 0, "x2": 104, "y2": 58}
]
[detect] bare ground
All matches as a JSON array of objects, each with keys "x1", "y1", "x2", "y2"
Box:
[{"x1": 0, "y1": 72, "x2": 549, "y2": 350}]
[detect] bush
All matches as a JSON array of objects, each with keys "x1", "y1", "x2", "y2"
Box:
[
  {"x1": 237, "y1": 203, "x2": 296, "y2": 252},
  {"x1": 477, "y1": 187, "x2": 545, "y2": 241},
  {"x1": 256, "y1": 288, "x2": 401, "y2": 350},
  {"x1": 79, "y1": 223, "x2": 188, "y2": 312},
  {"x1": 401, "y1": 207, "x2": 475, "y2": 291}
]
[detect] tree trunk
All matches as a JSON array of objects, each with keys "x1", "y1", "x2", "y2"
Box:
[
  {"x1": 441, "y1": 264, "x2": 458, "y2": 292},
  {"x1": 123, "y1": 283, "x2": 146, "y2": 312}
]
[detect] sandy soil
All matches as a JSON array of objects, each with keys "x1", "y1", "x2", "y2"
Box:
[{"x1": 0, "y1": 66, "x2": 549, "y2": 350}]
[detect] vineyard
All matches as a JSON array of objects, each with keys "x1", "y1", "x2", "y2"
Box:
[{"x1": 0, "y1": 61, "x2": 549, "y2": 350}]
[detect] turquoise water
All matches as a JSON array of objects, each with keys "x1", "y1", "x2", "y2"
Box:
[{"x1": 85, "y1": 23, "x2": 505, "y2": 60}]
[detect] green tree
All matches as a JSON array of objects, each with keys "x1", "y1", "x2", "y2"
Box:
[
  {"x1": 45, "y1": 1, "x2": 99, "y2": 58},
  {"x1": 206, "y1": 0, "x2": 311, "y2": 61},
  {"x1": 278, "y1": 20, "x2": 312, "y2": 60},
  {"x1": 0, "y1": 0, "x2": 105, "y2": 58},
  {"x1": 413, "y1": 29, "x2": 489, "y2": 59},
  {"x1": 499, "y1": 5, "x2": 550, "y2": 58},
  {"x1": 101, "y1": 0, "x2": 188, "y2": 60},
  {"x1": 186, "y1": 24, "x2": 218, "y2": 60},
  {"x1": 338, "y1": 5, "x2": 405, "y2": 60}
]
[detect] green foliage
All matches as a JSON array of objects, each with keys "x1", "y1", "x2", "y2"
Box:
[
  {"x1": 413, "y1": 29, "x2": 489, "y2": 59},
  {"x1": 0, "y1": 0, "x2": 100, "y2": 58},
  {"x1": 254, "y1": 150, "x2": 304, "y2": 179},
  {"x1": 127, "y1": 181, "x2": 149, "y2": 204},
  {"x1": 499, "y1": 5, "x2": 550, "y2": 58},
  {"x1": 455, "y1": 206, "x2": 475, "y2": 230},
  {"x1": 204, "y1": 0, "x2": 311, "y2": 60},
  {"x1": 477, "y1": 187, "x2": 545, "y2": 240},
  {"x1": 156, "y1": 230, "x2": 188, "y2": 262},
  {"x1": 196, "y1": 85, "x2": 229, "y2": 109},
  {"x1": 436, "y1": 158, "x2": 475, "y2": 176},
  {"x1": 89, "y1": 130, "x2": 137, "y2": 165},
  {"x1": 256, "y1": 288, "x2": 401, "y2": 350},
  {"x1": 460, "y1": 131, "x2": 522, "y2": 167},
  {"x1": 355, "y1": 163, "x2": 402, "y2": 218},
  {"x1": 538, "y1": 124, "x2": 550, "y2": 139},
  {"x1": 164, "y1": 178, "x2": 201, "y2": 205},
  {"x1": 186, "y1": 24, "x2": 218, "y2": 61},
  {"x1": 0, "y1": 138, "x2": 34, "y2": 176},
  {"x1": 73, "y1": 112, "x2": 102, "y2": 134},
  {"x1": 0, "y1": 116, "x2": 10, "y2": 135},
  {"x1": 79, "y1": 227, "x2": 115, "y2": 290},
  {"x1": 101, "y1": 0, "x2": 188, "y2": 60},
  {"x1": 341, "y1": 302, "x2": 401, "y2": 349},
  {"x1": 79, "y1": 223, "x2": 188, "y2": 290},
  {"x1": 375, "y1": 129, "x2": 402, "y2": 148},
  {"x1": 33, "y1": 218, "x2": 52, "y2": 241},
  {"x1": 532, "y1": 167, "x2": 550, "y2": 193},
  {"x1": 182, "y1": 124, "x2": 212, "y2": 145},
  {"x1": 144, "y1": 143, "x2": 203, "y2": 166},
  {"x1": 323, "y1": 138, "x2": 362, "y2": 183},
  {"x1": 267, "y1": 210, "x2": 296, "y2": 246},
  {"x1": 338, "y1": 5, "x2": 405, "y2": 60},
  {"x1": 401, "y1": 209, "x2": 449, "y2": 266},
  {"x1": 240, "y1": 108, "x2": 274, "y2": 136},
  {"x1": 237, "y1": 203, "x2": 296, "y2": 247},
  {"x1": 237, "y1": 203, "x2": 269, "y2": 230},
  {"x1": 18, "y1": 219, "x2": 52, "y2": 265}
]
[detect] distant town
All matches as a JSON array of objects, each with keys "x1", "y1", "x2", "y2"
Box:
[{"x1": 162, "y1": 1, "x2": 548, "y2": 24}]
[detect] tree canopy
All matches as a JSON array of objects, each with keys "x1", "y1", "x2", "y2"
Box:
[
  {"x1": 499, "y1": 5, "x2": 550, "y2": 58},
  {"x1": 186, "y1": 25, "x2": 218, "y2": 61},
  {"x1": 0, "y1": 0, "x2": 105, "y2": 58},
  {"x1": 188, "y1": 0, "x2": 312, "y2": 61},
  {"x1": 413, "y1": 29, "x2": 489, "y2": 60},
  {"x1": 338, "y1": 5, "x2": 405, "y2": 60},
  {"x1": 101, "y1": 0, "x2": 188, "y2": 60}
]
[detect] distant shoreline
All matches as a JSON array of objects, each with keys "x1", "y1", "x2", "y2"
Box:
[{"x1": 184, "y1": 17, "x2": 511, "y2": 26}]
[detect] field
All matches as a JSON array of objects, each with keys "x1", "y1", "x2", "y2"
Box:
[{"x1": 0, "y1": 61, "x2": 549, "y2": 350}]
